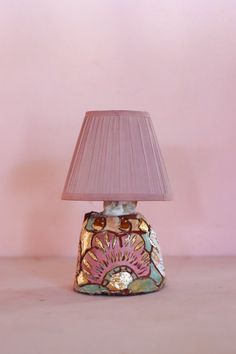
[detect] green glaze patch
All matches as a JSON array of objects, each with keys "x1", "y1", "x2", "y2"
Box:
[
  {"x1": 142, "y1": 233, "x2": 152, "y2": 252},
  {"x1": 150, "y1": 263, "x2": 162, "y2": 285},
  {"x1": 128, "y1": 278, "x2": 158, "y2": 293},
  {"x1": 79, "y1": 284, "x2": 109, "y2": 295},
  {"x1": 84, "y1": 216, "x2": 96, "y2": 232}
]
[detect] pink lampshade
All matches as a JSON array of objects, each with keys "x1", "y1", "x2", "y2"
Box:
[{"x1": 62, "y1": 110, "x2": 172, "y2": 201}]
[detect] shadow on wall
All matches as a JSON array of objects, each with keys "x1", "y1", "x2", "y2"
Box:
[
  {"x1": 139, "y1": 146, "x2": 205, "y2": 255},
  {"x1": 164, "y1": 146, "x2": 204, "y2": 222},
  {"x1": 8, "y1": 159, "x2": 74, "y2": 256}
]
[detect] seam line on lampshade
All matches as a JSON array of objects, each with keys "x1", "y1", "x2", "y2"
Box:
[
  {"x1": 86, "y1": 116, "x2": 100, "y2": 192},
  {"x1": 75, "y1": 115, "x2": 97, "y2": 193},
  {"x1": 63, "y1": 116, "x2": 88, "y2": 194},
  {"x1": 146, "y1": 119, "x2": 165, "y2": 195},
  {"x1": 127, "y1": 116, "x2": 135, "y2": 191},
  {"x1": 118, "y1": 114, "x2": 122, "y2": 192},
  {"x1": 129, "y1": 116, "x2": 140, "y2": 191},
  {"x1": 149, "y1": 122, "x2": 170, "y2": 196},
  {"x1": 71, "y1": 116, "x2": 92, "y2": 193},
  {"x1": 137, "y1": 118, "x2": 153, "y2": 193},
  {"x1": 104, "y1": 115, "x2": 112, "y2": 194},
  {"x1": 97, "y1": 116, "x2": 107, "y2": 193},
  {"x1": 146, "y1": 120, "x2": 162, "y2": 192}
]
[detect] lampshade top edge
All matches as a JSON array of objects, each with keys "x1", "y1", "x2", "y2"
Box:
[{"x1": 85, "y1": 110, "x2": 151, "y2": 118}]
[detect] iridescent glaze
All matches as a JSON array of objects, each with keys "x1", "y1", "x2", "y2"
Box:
[{"x1": 74, "y1": 211, "x2": 165, "y2": 295}]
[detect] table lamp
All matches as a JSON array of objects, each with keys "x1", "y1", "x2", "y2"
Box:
[{"x1": 62, "y1": 110, "x2": 172, "y2": 295}]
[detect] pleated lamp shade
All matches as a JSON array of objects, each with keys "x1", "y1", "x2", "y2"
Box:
[{"x1": 62, "y1": 110, "x2": 172, "y2": 201}]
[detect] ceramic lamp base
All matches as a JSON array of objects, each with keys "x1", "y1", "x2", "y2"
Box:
[{"x1": 74, "y1": 202, "x2": 166, "y2": 295}]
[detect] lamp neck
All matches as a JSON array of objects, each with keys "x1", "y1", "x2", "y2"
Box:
[{"x1": 103, "y1": 201, "x2": 137, "y2": 216}]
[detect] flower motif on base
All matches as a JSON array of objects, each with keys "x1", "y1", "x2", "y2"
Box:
[{"x1": 75, "y1": 212, "x2": 165, "y2": 295}]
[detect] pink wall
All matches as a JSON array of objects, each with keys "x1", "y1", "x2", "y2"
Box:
[{"x1": 1, "y1": 1, "x2": 236, "y2": 256}]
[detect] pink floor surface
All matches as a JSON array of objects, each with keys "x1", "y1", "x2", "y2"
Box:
[{"x1": 0, "y1": 256, "x2": 235, "y2": 354}]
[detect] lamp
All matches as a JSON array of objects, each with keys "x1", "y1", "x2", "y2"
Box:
[{"x1": 62, "y1": 110, "x2": 172, "y2": 295}]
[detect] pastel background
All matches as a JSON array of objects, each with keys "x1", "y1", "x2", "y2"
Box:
[{"x1": 1, "y1": 0, "x2": 235, "y2": 257}]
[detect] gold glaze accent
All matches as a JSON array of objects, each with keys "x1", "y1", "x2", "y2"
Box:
[
  {"x1": 80, "y1": 230, "x2": 93, "y2": 256},
  {"x1": 130, "y1": 235, "x2": 137, "y2": 245},
  {"x1": 104, "y1": 233, "x2": 110, "y2": 247},
  {"x1": 112, "y1": 237, "x2": 117, "y2": 248},
  {"x1": 139, "y1": 218, "x2": 149, "y2": 233},
  {"x1": 135, "y1": 240, "x2": 144, "y2": 251},
  {"x1": 76, "y1": 271, "x2": 89, "y2": 286},
  {"x1": 111, "y1": 252, "x2": 115, "y2": 262},
  {"x1": 82, "y1": 217, "x2": 89, "y2": 229},
  {"x1": 124, "y1": 251, "x2": 129, "y2": 260},
  {"x1": 142, "y1": 253, "x2": 150, "y2": 261},
  {"x1": 95, "y1": 237, "x2": 105, "y2": 251},
  {"x1": 88, "y1": 251, "x2": 98, "y2": 261},
  {"x1": 83, "y1": 258, "x2": 91, "y2": 270}
]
